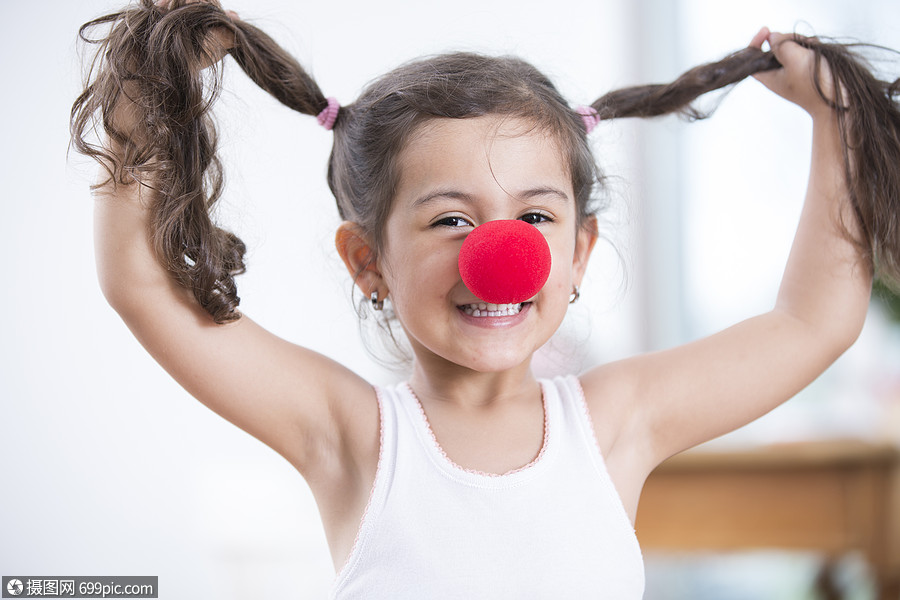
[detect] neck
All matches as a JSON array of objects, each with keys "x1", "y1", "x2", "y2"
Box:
[{"x1": 408, "y1": 356, "x2": 539, "y2": 411}]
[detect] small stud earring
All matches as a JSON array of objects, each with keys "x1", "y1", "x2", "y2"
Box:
[
  {"x1": 569, "y1": 285, "x2": 580, "y2": 304},
  {"x1": 371, "y1": 291, "x2": 384, "y2": 311}
]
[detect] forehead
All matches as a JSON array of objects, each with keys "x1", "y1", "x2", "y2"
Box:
[{"x1": 394, "y1": 116, "x2": 572, "y2": 204}]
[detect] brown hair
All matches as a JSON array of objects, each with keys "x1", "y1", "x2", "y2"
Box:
[{"x1": 71, "y1": 1, "x2": 900, "y2": 323}]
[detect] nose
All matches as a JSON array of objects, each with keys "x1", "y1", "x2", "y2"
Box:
[{"x1": 458, "y1": 220, "x2": 552, "y2": 304}]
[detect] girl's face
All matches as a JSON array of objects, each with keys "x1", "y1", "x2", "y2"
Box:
[{"x1": 378, "y1": 116, "x2": 596, "y2": 374}]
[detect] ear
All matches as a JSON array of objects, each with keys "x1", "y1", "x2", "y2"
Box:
[
  {"x1": 335, "y1": 221, "x2": 387, "y2": 299},
  {"x1": 572, "y1": 216, "x2": 599, "y2": 285}
]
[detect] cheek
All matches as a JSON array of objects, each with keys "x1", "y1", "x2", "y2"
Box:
[
  {"x1": 383, "y1": 240, "x2": 461, "y2": 306},
  {"x1": 546, "y1": 232, "x2": 579, "y2": 285}
]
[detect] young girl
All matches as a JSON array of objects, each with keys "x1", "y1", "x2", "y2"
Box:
[{"x1": 71, "y1": 1, "x2": 900, "y2": 597}]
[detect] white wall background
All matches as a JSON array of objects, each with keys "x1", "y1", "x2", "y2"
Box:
[
  {"x1": 672, "y1": 0, "x2": 900, "y2": 446},
  {"x1": 1, "y1": 1, "x2": 898, "y2": 598}
]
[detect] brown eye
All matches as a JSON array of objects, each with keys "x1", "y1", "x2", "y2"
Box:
[
  {"x1": 434, "y1": 216, "x2": 474, "y2": 228},
  {"x1": 519, "y1": 212, "x2": 551, "y2": 225}
]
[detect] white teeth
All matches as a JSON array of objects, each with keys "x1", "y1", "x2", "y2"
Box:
[{"x1": 460, "y1": 302, "x2": 524, "y2": 317}]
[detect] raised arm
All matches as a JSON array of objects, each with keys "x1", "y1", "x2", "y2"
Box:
[
  {"x1": 73, "y1": 1, "x2": 378, "y2": 497},
  {"x1": 582, "y1": 29, "x2": 881, "y2": 495}
]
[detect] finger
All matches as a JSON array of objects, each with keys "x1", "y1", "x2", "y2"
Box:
[
  {"x1": 753, "y1": 33, "x2": 797, "y2": 77},
  {"x1": 750, "y1": 28, "x2": 781, "y2": 86},
  {"x1": 767, "y1": 32, "x2": 806, "y2": 63},
  {"x1": 748, "y1": 26, "x2": 770, "y2": 50}
]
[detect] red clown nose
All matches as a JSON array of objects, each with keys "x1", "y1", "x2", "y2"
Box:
[{"x1": 458, "y1": 220, "x2": 552, "y2": 304}]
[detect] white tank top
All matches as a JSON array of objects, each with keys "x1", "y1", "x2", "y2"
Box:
[{"x1": 330, "y1": 375, "x2": 644, "y2": 599}]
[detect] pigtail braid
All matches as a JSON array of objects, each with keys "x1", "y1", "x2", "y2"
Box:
[
  {"x1": 228, "y1": 22, "x2": 330, "y2": 116},
  {"x1": 590, "y1": 38, "x2": 900, "y2": 291},
  {"x1": 591, "y1": 47, "x2": 781, "y2": 120},
  {"x1": 71, "y1": 1, "x2": 331, "y2": 323}
]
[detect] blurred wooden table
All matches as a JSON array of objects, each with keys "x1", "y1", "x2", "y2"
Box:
[{"x1": 637, "y1": 440, "x2": 900, "y2": 599}]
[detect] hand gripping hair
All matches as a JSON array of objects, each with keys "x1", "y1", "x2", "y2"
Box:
[{"x1": 71, "y1": 1, "x2": 900, "y2": 323}]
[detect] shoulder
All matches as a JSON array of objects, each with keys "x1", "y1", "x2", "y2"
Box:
[
  {"x1": 297, "y1": 368, "x2": 381, "y2": 515},
  {"x1": 305, "y1": 369, "x2": 381, "y2": 482},
  {"x1": 577, "y1": 361, "x2": 642, "y2": 457},
  {"x1": 577, "y1": 360, "x2": 659, "y2": 481}
]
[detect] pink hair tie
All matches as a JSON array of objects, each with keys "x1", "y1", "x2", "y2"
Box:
[
  {"x1": 576, "y1": 105, "x2": 600, "y2": 135},
  {"x1": 317, "y1": 97, "x2": 340, "y2": 130}
]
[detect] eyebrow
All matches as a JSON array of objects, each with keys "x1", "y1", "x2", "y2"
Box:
[
  {"x1": 518, "y1": 186, "x2": 571, "y2": 203},
  {"x1": 412, "y1": 186, "x2": 571, "y2": 208},
  {"x1": 413, "y1": 189, "x2": 476, "y2": 207}
]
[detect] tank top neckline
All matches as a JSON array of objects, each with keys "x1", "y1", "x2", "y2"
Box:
[{"x1": 398, "y1": 381, "x2": 557, "y2": 486}]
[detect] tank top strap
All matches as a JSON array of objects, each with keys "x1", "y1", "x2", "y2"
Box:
[{"x1": 549, "y1": 374, "x2": 608, "y2": 469}]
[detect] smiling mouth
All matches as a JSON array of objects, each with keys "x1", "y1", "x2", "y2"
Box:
[{"x1": 458, "y1": 302, "x2": 526, "y2": 317}]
